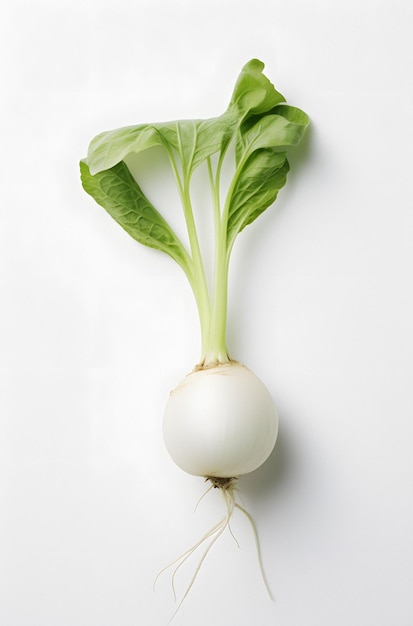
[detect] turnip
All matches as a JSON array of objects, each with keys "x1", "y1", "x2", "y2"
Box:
[
  {"x1": 163, "y1": 363, "x2": 278, "y2": 479},
  {"x1": 80, "y1": 59, "x2": 309, "y2": 611}
]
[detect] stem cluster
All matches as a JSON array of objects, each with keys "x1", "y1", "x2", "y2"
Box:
[{"x1": 168, "y1": 149, "x2": 232, "y2": 367}]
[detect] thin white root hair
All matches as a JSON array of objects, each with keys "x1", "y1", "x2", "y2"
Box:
[
  {"x1": 170, "y1": 516, "x2": 226, "y2": 601},
  {"x1": 154, "y1": 478, "x2": 272, "y2": 622},
  {"x1": 222, "y1": 487, "x2": 240, "y2": 548},
  {"x1": 153, "y1": 515, "x2": 226, "y2": 597},
  {"x1": 169, "y1": 512, "x2": 231, "y2": 621},
  {"x1": 234, "y1": 502, "x2": 274, "y2": 601},
  {"x1": 193, "y1": 483, "x2": 214, "y2": 513}
]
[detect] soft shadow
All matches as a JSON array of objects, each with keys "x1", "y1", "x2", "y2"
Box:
[
  {"x1": 233, "y1": 126, "x2": 314, "y2": 503},
  {"x1": 237, "y1": 408, "x2": 299, "y2": 506}
]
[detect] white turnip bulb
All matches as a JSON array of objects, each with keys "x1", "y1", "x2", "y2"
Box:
[{"x1": 163, "y1": 361, "x2": 278, "y2": 479}]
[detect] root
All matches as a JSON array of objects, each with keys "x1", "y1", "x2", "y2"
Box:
[
  {"x1": 193, "y1": 483, "x2": 214, "y2": 513},
  {"x1": 205, "y1": 475, "x2": 236, "y2": 490},
  {"x1": 154, "y1": 477, "x2": 273, "y2": 622},
  {"x1": 234, "y1": 502, "x2": 273, "y2": 600}
]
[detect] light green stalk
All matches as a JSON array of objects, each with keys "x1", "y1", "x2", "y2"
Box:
[
  {"x1": 167, "y1": 149, "x2": 213, "y2": 359},
  {"x1": 202, "y1": 155, "x2": 231, "y2": 365}
]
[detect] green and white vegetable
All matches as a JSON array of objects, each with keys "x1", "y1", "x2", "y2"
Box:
[{"x1": 80, "y1": 59, "x2": 309, "y2": 608}]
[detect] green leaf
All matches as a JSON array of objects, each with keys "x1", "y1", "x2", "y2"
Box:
[
  {"x1": 228, "y1": 59, "x2": 286, "y2": 119},
  {"x1": 79, "y1": 160, "x2": 191, "y2": 272},
  {"x1": 226, "y1": 149, "x2": 290, "y2": 249},
  {"x1": 85, "y1": 125, "x2": 167, "y2": 175},
  {"x1": 86, "y1": 114, "x2": 237, "y2": 179},
  {"x1": 226, "y1": 102, "x2": 309, "y2": 248},
  {"x1": 84, "y1": 60, "x2": 291, "y2": 179},
  {"x1": 237, "y1": 106, "x2": 310, "y2": 163},
  {"x1": 271, "y1": 103, "x2": 311, "y2": 126},
  {"x1": 183, "y1": 114, "x2": 237, "y2": 173}
]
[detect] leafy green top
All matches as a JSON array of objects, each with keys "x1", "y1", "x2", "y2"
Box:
[{"x1": 80, "y1": 59, "x2": 309, "y2": 366}]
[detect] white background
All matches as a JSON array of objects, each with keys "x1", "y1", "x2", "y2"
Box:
[{"x1": 1, "y1": 1, "x2": 413, "y2": 625}]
